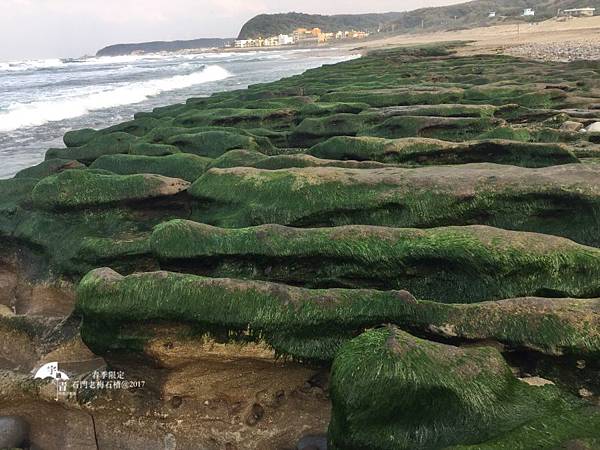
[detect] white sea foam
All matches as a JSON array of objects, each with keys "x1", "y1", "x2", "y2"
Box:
[
  {"x1": 0, "y1": 65, "x2": 231, "y2": 132},
  {"x1": 0, "y1": 58, "x2": 65, "y2": 72}
]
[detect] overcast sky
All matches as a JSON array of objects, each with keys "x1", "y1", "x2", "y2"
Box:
[{"x1": 1, "y1": 0, "x2": 466, "y2": 60}]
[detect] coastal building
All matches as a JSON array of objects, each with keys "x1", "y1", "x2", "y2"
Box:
[
  {"x1": 235, "y1": 27, "x2": 369, "y2": 49},
  {"x1": 278, "y1": 34, "x2": 294, "y2": 45},
  {"x1": 320, "y1": 32, "x2": 335, "y2": 43},
  {"x1": 522, "y1": 8, "x2": 535, "y2": 16},
  {"x1": 263, "y1": 36, "x2": 279, "y2": 47},
  {"x1": 561, "y1": 7, "x2": 596, "y2": 17},
  {"x1": 350, "y1": 31, "x2": 369, "y2": 39},
  {"x1": 234, "y1": 39, "x2": 252, "y2": 48},
  {"x1": 293, "y1": 27, "x2": 323, "y2": 43},
  {"x1": 293, "y1": 28, "x2": 320, "y2": 45},
  {"x1": 488, "y1": 11, "x2": 496, "y2": 18}
]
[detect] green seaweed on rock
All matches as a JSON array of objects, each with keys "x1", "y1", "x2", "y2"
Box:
[
  {"x1": 188, "y1": 164, "x2": 600, "y2": 247},
  {"x1": 90, "y1": 153, "x2": 211, "y2": 182},
  {"x1": 150, "y1": 220, "x2": 600, "y2": 302},
  {"x1": 328, "y1": 326, "x2": 600, "y2": 450},
  {"x1": 76, "y1": 268, "x2": 600, "y2": 359},
  {"x1": 309, "y1": 136, "x2": 579, "y2": 167},
  {"x1": 31, "y1": 170, "x2": 190, "y2": 209}
]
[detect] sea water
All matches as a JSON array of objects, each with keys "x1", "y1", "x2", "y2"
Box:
[{"x1": 0, "y1": 48, "x2": 355, "y2": 178}]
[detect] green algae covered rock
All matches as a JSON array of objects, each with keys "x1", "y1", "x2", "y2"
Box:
[
  {"x1": 63, "y1": 128, "x2": 98, "y2": 147},
  {"x1": 149, "y1": 221, "x2": 600, "y2": 302},
  {"x1": 320, "y1": 87, "x2": 465, "y2": 107},
  {"x1": 329, "y1": 326, "x2": 600, "y2": 450},
  {"x1": 208, "y1": 150, "x2": 388, "y2": 170},
  {"x1": 172, "y1": 107, "x2": 297, "y2": 129},
  {"x1": 74, "y1": 234, "x2": 153, "y2": 274},
  {"x1": 0, "y1": 178, "x2": 38, "y2": 214},
  {"x1": 128, "y1": 142, "x2": 181, "y2": 157},
  {"x1": 208, "y1": 149, "x2": 270, "y2": 169},
  {"x1": 360, "y1": 115, "x2": 500, "y2": 141},
  {"x1": 464, "y1": 85, "x2": 568, "y2": 108},
  {"x1": 299, "y1": 102, "x2": 370, "y2": 117},
  {"x1": 165, "y1": 130, "x2": 261, "y2": 157},
  {"x1": 252, "y1": 154, "x2": 388, "y2": 170},
  {"x1": 14, "y1": 159, "x2": 85, "y2": 179},
  {"x1": 101, "y1": 116, "x2": 162, "y2": 137},
  {"x1": 289, "y1": 113, "x2": 378, "y2": 146},
  {"x1": 373, "y1": 104, "x2": 497, "y2": 118},
  {"x1": 309, "y1": 136, "x2": 579, "y2": 167},
  {"x1": 46, "y1": 132, "x2": 138, "y2": 163},
  {"x1": 188, "y1": 164, "x2": 600, "y2": 246},
  {"x1": 31, "y1": 170, "x2": 190, "y2": 208},
  {"x1": 76, "y1": 268, "x2": 600, "y2": 359},
  {"x1": 90, "y1": 153, "x2": 211, "y2": 182}
]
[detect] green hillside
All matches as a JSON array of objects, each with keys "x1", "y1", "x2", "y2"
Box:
[
  {"x1": 238, "y1": 1, "x2": 600, "y2": 39},
  {"x1": 384, "y1": 0, "x2": 600, "y2": 32},
  {"x1": 237, "y1": 11, "x2": 403, "y2": 39}
]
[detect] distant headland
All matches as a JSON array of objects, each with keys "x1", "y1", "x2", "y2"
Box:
[{"x1": 96, "y1": 38, "x2": 235, "y2": 57}]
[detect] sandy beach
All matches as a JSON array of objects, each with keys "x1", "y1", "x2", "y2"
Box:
[{"x1": 344, "y1": 16, "x2": 600, "y2": 60}]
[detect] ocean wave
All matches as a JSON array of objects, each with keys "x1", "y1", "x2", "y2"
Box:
[
  {"x1": 0, "y1": 58, "x2": 65, "y2": 72},
  {"x1": 0, "y1": 65, "x2": 231, "y2": 132}
]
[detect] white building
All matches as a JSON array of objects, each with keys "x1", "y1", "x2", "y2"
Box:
[
  {"x1": 488, "y1": 11, "x2": 496, "y2": 18},
  {"x1": 263, "y1": 36, "x2": 279, "y2": 47},
  {"x1": 234, "y1": 40, "x2": 252, "y2": 48},
  {"x1": 523, "y1": 8, "x2": 535, "y2": 16},
  {"x1": 278, "y1": 34, "x2": 294, "y2": 45},
  {"x1": 562, "y1": 7, "x2": 596, "y2": 17}
]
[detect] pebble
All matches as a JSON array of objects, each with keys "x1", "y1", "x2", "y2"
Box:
[
  {"x1": 579, "y1": 388, "x2": 593, "y2": 398},
  {"x1": 297, "y1": 434, "x2": 327, "y2": 450},
  {"x1": 507, "y1": 41, "x2": 600, "y2": 62}
]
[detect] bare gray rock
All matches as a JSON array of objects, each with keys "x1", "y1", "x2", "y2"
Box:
[
  {"x1": 560, "y1": 121, "x2": 584, "y2": 132},
  {"x1": 585, "y1": 122, "x2": 600, "y2": 133},
  {"x1": 0, "y1": 416, "x2": 29, "y2": 449}
]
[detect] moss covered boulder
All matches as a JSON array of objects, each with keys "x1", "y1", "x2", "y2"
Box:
[
  {"x1": 188, "y1": 164, "x2": 600, "y2": 246},
  {"x1": 76, "y1": 268, "x2": 600, "y2": 360},
  {"x1": 208, "y1": 150, "x2": 388, "y2": 170},
  {"x1": 90, "y1": 153, "x2": 210, "y2": 182},
  {"x1": 31, "y1": 170, "x2": 189, "y2": 209},
  {"x1": 372, "y1": 104, "x2": 496, "y2": 118},
  {"x1": 128, "y1": 142, "x2": 181, "y2": 157},
  {"x1": 360, "y1": 115, "x2": 500, "y2": 141},
  {"x1": 46, "y1": 132, "x2": 137, "y2": 163},
  {"x1": 63, "y1": 128, "x2": 98, "y2": 147},
  {"x1": 329, "y1": 326, "x2": 600, "y2": 450},
  {"x1": 150, "y1": 221, "x2": 600, "y2": 301},
  {"x1": 309, "y1": 136, "x2": 579, "y2": 167},
  {"x1": 289, "y1": 113, "x2": 378, "y2": 147},
  {"x1": 14, "y1": 159, "x2": 85, "y2": 179},
  {"x1": 165, "y1": 130, "x2": 262, "y2": 157},
  {"x1": 172, "y1": 107, "x2": 297, "y2": 129},
  {"x1": 320, "y1": 87, "x2": 465, "y2": 107}
]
